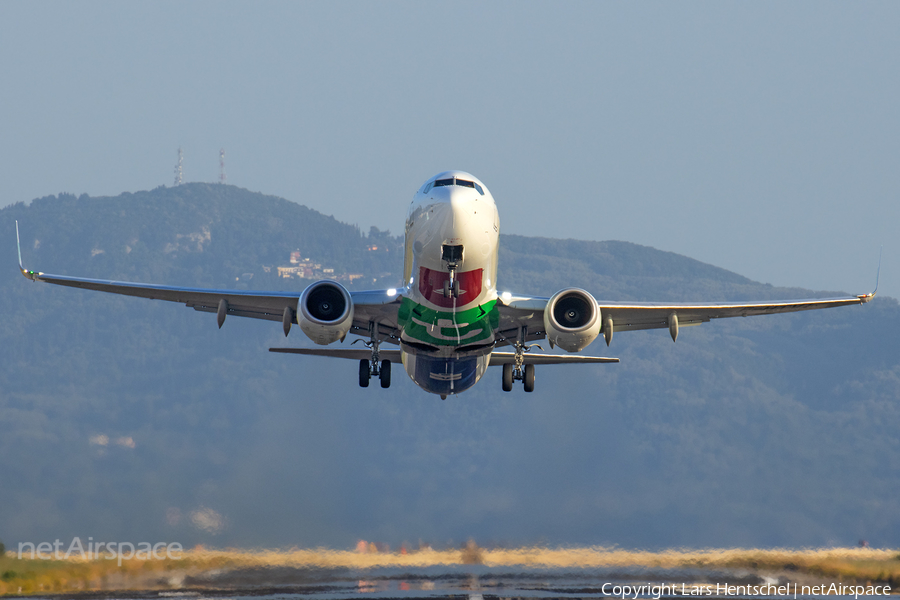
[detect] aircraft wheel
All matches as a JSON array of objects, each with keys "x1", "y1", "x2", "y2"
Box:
[
  {"x1": 452, "y1": 280, "x2": 460, "y2": 298},
  {"x1": 502, "y1": 364, "x2": 513, "y2": 392},
  {"x1": 359, "y1": 359, "x2": 370, "y2": 388},
  {"x1": 380, "y1": 360, "x2": 391, "y2": 388},
  {"x1": 443, "y1": 280, "x2": 451, "y2": 298},
  {"x1": 523, "y1": 364, "x2": 535, "y2": 393}
]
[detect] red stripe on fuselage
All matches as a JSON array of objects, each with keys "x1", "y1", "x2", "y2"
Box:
[{"x1": 418, "y1": 266, "x2": 483, "y2": 308}]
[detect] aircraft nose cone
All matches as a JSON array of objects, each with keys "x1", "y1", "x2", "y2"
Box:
[
  {"x1": 423, "y1": 184, "x2": 484, "y2": 243},
  {"x1": 448, "y1": 186, "x2": 477, "y2": 214}
]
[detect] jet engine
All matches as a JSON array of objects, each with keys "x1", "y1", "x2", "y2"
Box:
[
  {"x1": 299, "y1": 280, "x2": 354, "y2": 345},
  {"x1": 543, "y1": 287, "x2": 600, "y2": 352}
]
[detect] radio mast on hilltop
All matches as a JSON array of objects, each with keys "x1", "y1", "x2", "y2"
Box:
[
  {"x1": 174, "y1": 147, "x2": 183, "y2": 186},
  {"x1": 219, "y1": 148, "x2": 227, "y2": 184}
]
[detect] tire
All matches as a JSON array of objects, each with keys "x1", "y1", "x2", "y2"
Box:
[
  {"x1": 452, "y1": 280, "x2": 460, "y2": 298},
  {"x1": 359, "y1": 359, "x2": 370, "y2": 388},
  {"x1": 380, "y1": 360, "x2": 391, "y2": 388},
  {"x1": 443, "y1": 280, "x2": 451, "y2": 298},
  {"x1": 523, "y1": 363, "x2": 535, "y2": 392},
  {"x1": 502, "y1": 363, "x2": 513, "y2": 392}
]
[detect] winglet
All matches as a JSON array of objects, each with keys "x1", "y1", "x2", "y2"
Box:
[
  {"x1": 15, "y1": 221, "x2": 39, "y2": 281},
  {"x1": 858, "y1": 246, "x2": 882, "y2": 303}
]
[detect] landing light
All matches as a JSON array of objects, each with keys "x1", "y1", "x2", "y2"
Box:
[
  {"x1": 501, "y1": 291, "x2": 512, "y2": 303},
  {"x1": 387, "y1": 288, "x2": 397, "y2": 297}
]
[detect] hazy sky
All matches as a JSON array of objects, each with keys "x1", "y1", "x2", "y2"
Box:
[{"x1": 2, "y1": 2, "x2": 898, "y2": 299}]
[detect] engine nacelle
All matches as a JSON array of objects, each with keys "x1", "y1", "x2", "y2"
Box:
[
  {"x1": 543, "y1": 287, "x2": 600, "y2": 352},
  {"x1": 298, "y1": 280, "x2": 354, "y2": 345}
]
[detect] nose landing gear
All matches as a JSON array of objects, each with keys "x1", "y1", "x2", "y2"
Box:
[
  {"x1": 442, "y1": 277, "x2": 460, "y2": 299},
  {"x1": 441, "y1": 244, "x2": 463, "y2": 298}
]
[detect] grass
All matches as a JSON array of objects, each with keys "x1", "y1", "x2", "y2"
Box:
[{"x1": 2, "y1": 545, "x2": 899, "y2": 596}]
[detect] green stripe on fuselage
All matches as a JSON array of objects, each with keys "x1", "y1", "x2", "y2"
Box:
[{"x1": 398, "y1": 297, "x2": 500, "y2": 347}]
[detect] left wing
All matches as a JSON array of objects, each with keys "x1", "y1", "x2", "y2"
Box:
[
  {"x1": 16, "y1": 222, "x2": 402, "y2": 339},
  {"x1": 602, "y1": 297, "x2": 873, "y2": 331}
]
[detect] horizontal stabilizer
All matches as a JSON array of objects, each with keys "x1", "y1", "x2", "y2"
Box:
[
  {"x1": 270, "y1": 347, "x2": 619, "y2": 365},
  {"x1": 489, "y1": 352, "x2": 619, "y2": 365},
  {"x1": 270, "y1": 348, "x2": 403, "y2": 361}
]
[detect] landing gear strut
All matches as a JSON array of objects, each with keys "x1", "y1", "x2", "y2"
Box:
[
  {"x1": 355, "y1": 323, "x2": 391, "y2": 389},
  {"x1": 501, "y1": 327, "x2": 541, "y2": 392}
]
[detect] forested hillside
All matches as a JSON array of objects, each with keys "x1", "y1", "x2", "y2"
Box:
[{"x1": 1, "y1": 184, "x2": 897, "y2": 551}]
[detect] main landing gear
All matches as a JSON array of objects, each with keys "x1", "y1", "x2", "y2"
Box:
[
  {"x1": 501, "y1": 328, "x2": 541, "y2": 393},
  {"x1": 355, "y1": 325, "x2": 391, "y2": 389},
  {"x1": 359, "y1": 358, "x2": 390, "y2": 388},
  {"x1": 501, "y1": 363, "x2": 535, "y2": 393}
]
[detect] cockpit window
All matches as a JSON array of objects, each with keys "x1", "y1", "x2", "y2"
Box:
[
  {"x1": 426, "y1": 177, "x2": 485, "y2": 195},
  {"x1": 423, "y1": 182, "x2": 434, "y2": 193}
]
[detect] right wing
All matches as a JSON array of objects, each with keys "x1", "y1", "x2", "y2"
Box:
[{"x1": 16, "y1": 221, "x2": 403, "y2": 339}]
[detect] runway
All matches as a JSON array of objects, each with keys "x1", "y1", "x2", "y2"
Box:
[
  {"x1": 17, "y1": 563, "x2": 847, "y2": 600},
  {"x1": 6, "y1": 546, "x2": 891, "y2": 599}
]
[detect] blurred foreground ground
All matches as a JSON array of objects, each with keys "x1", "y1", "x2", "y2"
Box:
[{"x1": 2, "y1": 545, "x2": 899, "y2": 598}]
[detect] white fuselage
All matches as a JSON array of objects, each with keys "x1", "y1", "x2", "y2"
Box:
[{"x1": 398, "y1": 171, "x2": 501, "y2": 395}]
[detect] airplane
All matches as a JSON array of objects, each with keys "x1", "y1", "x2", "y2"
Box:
[{"x1": 17, "y1": 170, "x2": 876, "y2": 399}]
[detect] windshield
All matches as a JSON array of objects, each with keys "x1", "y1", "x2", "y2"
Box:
[{"x1": 425, "y1": 177, "x2": 484, "y2": 195}]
